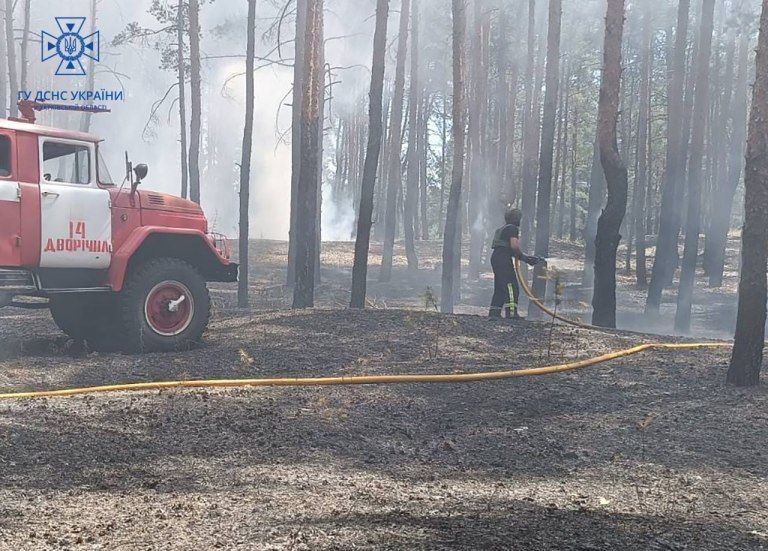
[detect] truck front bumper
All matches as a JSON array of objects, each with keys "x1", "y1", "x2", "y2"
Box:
[{"x1": 210, "y1": 262, "x2": 239, "y2": 283}]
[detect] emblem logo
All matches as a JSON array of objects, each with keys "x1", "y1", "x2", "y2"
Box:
[{"x1": 41, "y1": 17, "x2": 99, "y2": 76}]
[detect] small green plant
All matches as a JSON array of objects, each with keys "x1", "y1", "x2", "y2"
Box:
[{"x1": 422, "y1": 286, "x2": 439, "y2": 312}]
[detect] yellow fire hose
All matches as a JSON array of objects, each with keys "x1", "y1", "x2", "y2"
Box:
[
  {"x1": 514, "y1": 258, "x2": 596, "y2": 329},
  {"x1": 0, "y1": 342, "x2": 731, "y2": 400},
  {"x1": 0, "y1": 260, "x2": 730, "y2": 400}
]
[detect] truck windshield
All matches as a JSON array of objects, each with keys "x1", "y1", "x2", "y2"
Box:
[{"x1": 97, "y1": 148, "x2": 115, "y2": 185}]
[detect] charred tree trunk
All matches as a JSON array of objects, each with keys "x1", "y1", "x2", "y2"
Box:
[
  {"x1": 350, "y1": 0, "x2": 390, "y2": 309},
  {"x1": 531, "y1": 0, "x2": 562, "y2": 305},
  {"x1": 633, "y1": 5, "x2": 652, "y2": 289},
  {"x1": 287, "y1": 0, "x2": 308, "y2": 286},
  {"x1": 646, "y1": 0, "x2": 690, "y2": 315},
  {"x1": 292, "y1": 0, "x2": 324, "y2": 308},
  {"x1": 380, "y1": 0, "x2": 411, "y2": 282},
  {"x1": 237, "y1": 0, "x2": 256, "y2": 309},
  {"x1": 177, "y1": 0, "x2": 189, "y2": 199},
  {"x1": 403, "y1": 0, "x2": 420, "y2": 271},
  {"x1": 727, "y1": 0, "x2": 768, "y2": 387},
  {"x1": 187, "y1": 0, "x2": 202, "y2": 204},
  {"x1": 520, "y1": 0, "x2": 538, "y2": 249},
  {"x1": 674, "y1": 0, "x2": 715, "y2": 334},
  {"x1": 441, "y1": 0, "x2": 466, "y2": 314},
  {"x1": 5, "y1": 0, "x2": 17, "y2": 118},
  {"x1": 591, "y1": 0, "x2": 628, "y2": 328}
]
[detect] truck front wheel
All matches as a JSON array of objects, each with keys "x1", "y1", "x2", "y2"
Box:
[{"x1": 120, "y1": 258, "x2": 211, "y2": 352}]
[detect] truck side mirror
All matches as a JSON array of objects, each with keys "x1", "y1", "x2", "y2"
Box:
[{"x1": 132, "y1": 163, "x2": 148, "y2": 193}]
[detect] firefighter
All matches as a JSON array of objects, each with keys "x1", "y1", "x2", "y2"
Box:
[{"x1": 489, "y1": 208, "x2": 543, "y2": 319}]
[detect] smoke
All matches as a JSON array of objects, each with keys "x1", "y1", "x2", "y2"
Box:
[
  {"x1": 322, "y1": 184, "x2": 355, "y2": 241},
  {"x1": 20, "y1": 0, "x2": 378, "y2": 242}
]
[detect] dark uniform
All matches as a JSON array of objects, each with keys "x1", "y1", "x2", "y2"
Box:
[{"x1": 490, "y1": 223, "x2": 520, "y2": 318}]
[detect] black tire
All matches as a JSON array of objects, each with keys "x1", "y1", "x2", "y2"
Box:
[
  {"x1": 49, "y1": 293, "x2": 120, "y2": 350},
  {"x1": 119, "y1": 257, "x2": 211, "y2": 352}
]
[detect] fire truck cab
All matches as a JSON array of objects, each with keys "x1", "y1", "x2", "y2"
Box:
[{"x1": 0, "y1": 113, "x2": 237, "y2": 352}]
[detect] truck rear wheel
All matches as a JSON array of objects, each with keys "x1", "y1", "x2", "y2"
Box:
[{"x1": 119, "y1": 258, "x2": 211, "y2": 352}]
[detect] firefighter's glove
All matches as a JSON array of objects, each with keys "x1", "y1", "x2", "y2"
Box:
[{"x1": 524, "y1": 255, "x2": 545, "y2": 266}]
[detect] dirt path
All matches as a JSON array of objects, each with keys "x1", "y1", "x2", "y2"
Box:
[{"x1": 0, "y1": 240, "x2": 765, "y2": 550}]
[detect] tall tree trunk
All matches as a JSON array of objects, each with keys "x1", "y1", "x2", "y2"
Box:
[
  {"x1": 727, "y1": 0, "x2": 768, "y2": 387},
  {"x1": 314, "y1": 47, "x2": 325, "y2": 286},
  {"x1": 379, "y1": 0, "x2": 411, "y2": 282},
  {"x1": 582, "y1": 136, "x2": 605, "y2": 287},
  {"x1": 467, "y1": 0, "x2": 489, "y2": 281},
  {"x1": 403, "y1": 0, "x2": 420, "y2": 270},
  {"x1": 556, "y1": 62, "x2": 569, "y2": 240},
  {"x1": 569, "y1": 105, "x2": 579, "y2": 241},
  {"x1": 373, "y1": 93, "x2": 391, "y2": 241},
  {"x1": 494, "y1": 4, "x2": 511, "y2": 215},
  {"x1": 520, "y1": 0, "x2": 538, "y2": 249},
  {"x1": 188, "y1": 0, "x2": 202, "y2": 204},
  {"x1": 439, "y1": 93, "x2": 448, "y2": 231},
  {"x1": 287, "y1": 0, "x2": 308, "y2": 285},
  {"x1": 350, "y1": 0, "x2": 389, "y2": 308},
  {"x1": 622, "y1": 82, "x2": 633, "y2": 275},
  {"x1": 80, "y1": 0, "x2": 98, "y2": 133},
  {"x1": 292, "y1": 0, "x2": 324, "y2": 308},
  {"x1": 419, "y1": 93, "x2": 429, "y2": 240},
  {"x1": 177, "y1": 0, "x2": 189, "y2": 199},
  {"x1": 674, "y1": 0, "x2": 715, "y2": 334},
  {"x1": 646, "y1": 0, "x2": 690, "y2": 314},
  {"x1": 675, "y1": 26, "x2": 698, "y2": 244},
  {"x1": 531, "y1": 0, "x2": 562, "y2": 304},
  {"x1": 238, "y1": 0, "x2": 256, "y2": 309},
  {"x1": 441, "y1": 0, "x2": 466, "y2": 314},
  {"x1": 706, "y1": 27, "x2": 750, "y2": 287},
  {"x1": 5, "y1": 0, "x2": 17, "y2": 118},
  {"x1": 633, "y1": 4, "x2": 652, "y2": 289},
  {"x1": 591, "y1": 0, "x2": 628, "y2": 328},
  {"x1": 19, "y1": 0, "x2": 29, "y2": 94}
]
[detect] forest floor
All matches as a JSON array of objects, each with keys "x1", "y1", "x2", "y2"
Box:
[{"x1": 1, "y1": 238, "x2": 766, "y2": 550}]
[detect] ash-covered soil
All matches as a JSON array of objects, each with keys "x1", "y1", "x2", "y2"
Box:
[{"x1": 0, "y1": 239, "x2": 766, "y2": 550}]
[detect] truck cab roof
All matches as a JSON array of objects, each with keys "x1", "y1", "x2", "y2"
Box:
[{"x1": 0, "y1": 117, "x2": 100, "y2": 143}]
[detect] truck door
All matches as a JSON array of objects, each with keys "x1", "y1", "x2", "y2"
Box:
[
  {"x1": 0, "y1": 132, "x2": 20, "y2": 267},
  {"x1": 38, "y1": 138, "x2": 112, "y2": 269}
]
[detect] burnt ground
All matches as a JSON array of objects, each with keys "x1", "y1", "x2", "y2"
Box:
[{"x1": 0, "y1": 238, "x2": 766, "y2": 550}]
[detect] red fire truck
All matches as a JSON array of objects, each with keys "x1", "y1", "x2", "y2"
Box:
[{"x1": 0, "y1": 102, "x2": 238, "y2": 352}]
